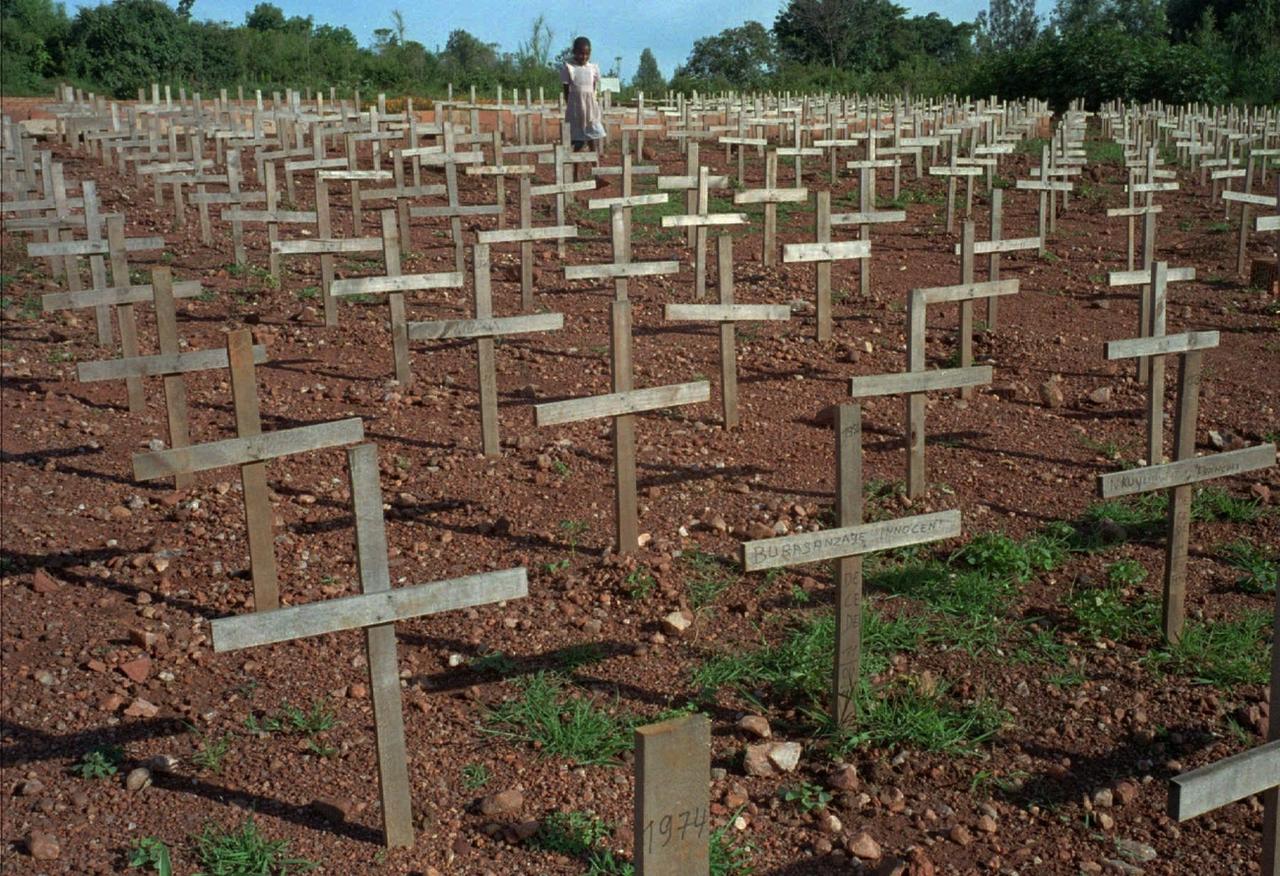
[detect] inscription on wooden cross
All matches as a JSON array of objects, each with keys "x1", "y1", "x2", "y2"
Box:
[
  {"x1": 850, "y1": 279, "x2": 1016, "y2": 498},
  {"x1": 733, "y1": 151, "x2": 808, "y2": 268},
  {"x1": 783, "y1": 191, "x2": 869, "y2": 342},
  {"x1": 664, "y1": 234, "x2": 791, "y2": 428},
  {"x1": 211, "y1": 442, "x2": 528, "y2": 848},
  {"x1": 131, "y1": 329, "x2": 366, "y2": 610},
  {"x1": 408, "y1": 241, "x2": 563, "y2": 456},
  {"x1": 1096, "y1": 331, "x2": 1276, "y2": 641},
  {"x1": 742, "y1": 404, "x2": 963, "y2": 725},
  {"x1": 635, "y1": 714, "x2": 711, "y2": 876}
]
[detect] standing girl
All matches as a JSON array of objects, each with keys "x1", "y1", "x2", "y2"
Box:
[{"x1": 561, "y1": 36, "x2": 605, "y2": 152}]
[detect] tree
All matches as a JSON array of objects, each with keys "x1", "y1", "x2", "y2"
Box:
[
  {"x1": 678, "y1": 21, "x2": 775, "y2": 89},
  {"x1": 244, "y1": 2, "x2": 284, "y2": 31},
  {"x1": 774, "y1": 0, "x2": 906, "y2": 71},
  {"x1": 441, "y1": 28, "x2": 497, "y2": 72},
  {"x1": 632, "y1": 47, "x2": 664, "y2": 93},
  {"x1": 66, "y1": 0, "x2": 190, "y2": 96},
  {"x1": 975, "y1": 0, "x2": 1038, "y2": 53},
  {"x1": 515, "y1": 14, "x2": 554, "y2": 70}
]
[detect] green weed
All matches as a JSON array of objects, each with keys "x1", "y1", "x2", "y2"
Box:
[
  {"x1": 625, "y1": 567, "x2": 656, "y2": 600},
  {"x1": 191, "y1": 816, "x2": 316, "y2": 875},
  {"x1": 485, "y1": 672, "x2": 634, "y2": 766},
  {"x1": 128, "y1": 836, "x2": 173, "y2": 874},
  {"x1": 191, "y1": 732, "x2": 233, "y2": 774},
  {"x1": 73, "y1": 745, "x2": 123, "y2": 779},
  {"x1": 1106, "y1": 558, "x2": 1147, "y2": 587},
  {"x1": 1219, "y1": 540, "x2": 1277, "y2": 593},
  {"x1": 462, "y1": 762, "x2": 490, "y2": 790},
  {"x1": 778, "y1": 782, "x2": 833, "y2": 812},
  {"x1": 682, "y1": 548, "x2": 737, "y2": 611},
  {"x1": 1145, "y1": 611, "x2": 1272, "y2": 687},
  {"x1": 1068, "y1": 582, "x2": 1158, "y2": 642},
  {"x1": 470, "y1": 650, "x2": 518, "y2": 675},
  {"x1": 1193, "y1": 487, "x2": 1263, "y2": 523}
]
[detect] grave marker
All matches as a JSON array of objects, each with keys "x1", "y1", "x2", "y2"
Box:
[
  {"x1": 664, "y1": 234, "x2": 791, "y2": 428},
  {"x1": 212, "y1": 442, "x2": 528, "y2": 848},
  {"x1": 837, "y1": 142, "x2": 905, "y2": 297},
  {"x1": 407, "y1": 241, "x2": 564, "y2": 456},
  {"x1": 741, "y1": 404, "x2": 963, "y2": 724},
  {"x1": 783, "y1": 191, "x2": 869, "y2": 342},
  {"x1": 131, "y1": 329, "x2": 365, "y2": 611},
  {"x1": 952, "y1": 217, "x2": 1038, "y2": 384},
  {"x1": 1096, "y1": 329, "x2": 1276, "y2": 641},
  {"x1": 733, "y1": 152, "x2": 807, "y2": 268},
  {"x1": 660, "y1": 166, "x2": 748, "y2": 299},
  {"x1": 634, "y1": 713, "x2": 711, "y2": 876}
]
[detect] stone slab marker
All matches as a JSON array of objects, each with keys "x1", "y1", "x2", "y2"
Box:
[
  {"x1": 635, "y1": 713, "x2": 711, "y2": 876},
  {"x1": 131, "y1": 329, "x2": 365, "y2": 611},
  {"x1": 211, "y1": 442, "x2": 528, "y2": 849},
  {"x1": 741, "y1": 412, "x2": 962, "y2": 726}
]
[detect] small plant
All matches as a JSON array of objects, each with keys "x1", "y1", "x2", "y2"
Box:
[
  {"x1": 1206, "y1": 221, "x2": 1231, "y2": 233},
  {"x1": 531, "y1": 810, "x2": 631, "y2": 874},
  {"x1": 1106, "y1": 558, "x2": 1147, "y2": 587},
  {"x1": 462, "y1": 762, "x2": 490, "y2": 790},
  {"x1": 191, "y1": 816, "x2": 316, "y2": 875},
  {"x1": 485, "y1": 672, "x2": 633, "y2": 766},
  {"x1": 1145, "y1": 611, "x2": 1271, "y2": 687},
  {"x1": 128, "y1": 836, "x2": 173, "y2": 874},
  {"x1": 1219, "y1": 540, "x2": 1277, "y2": 593},
  {"x1": 557, "y1": 643, "x2": 606, "y2": 671},
  {"x1": 245, "y1": 699, "x2": 337, "y2": 738},
  {"x1": 191, "y1": 732, "x2": 233, "y2": 774},
  {"x1": 47, "y1": 349, "x2": 74, "y2": 364},
  {"x1": 73, "y1": 745, "x2": 124, "y2": 779},
  {"x1": 552, "y1": 459, "x2": 571, "y2": 477},
  {"x1": 682, "y1": 549, "x2": 737, "y2": 611},
  {"x1": 1046, "y1": 667, "x2": 1087, "y2": 688},
  {"x1": 779, "y1": 782, "x2": 832, "y2": 812},
  {"x1": 296, "y1": 286, "x2": 319, "y2": 300},
  {"x1": 1193, "y1": 487, "x2": 1263, "y2": 523},
  {"x1": 790, "y1": 584, "x2": 811, "y2": 605},
  {"x1": 470, "y1": 650, "x2": 517, "y2": 675},
  {"x1": 1068, "y1": 582, "x2": 1157, "y2": 642},
  {"x1": 625, "y1": 567, "x2": 656, "y2": 600},
  {"x1": 560, "y1": 519, "x2": 589, "y2": 557}
]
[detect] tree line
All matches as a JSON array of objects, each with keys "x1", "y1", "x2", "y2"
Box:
[{"x1": 2, "y1": 0, "x2": 1276, "y2": 106}]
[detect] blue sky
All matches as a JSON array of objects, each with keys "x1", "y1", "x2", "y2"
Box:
[{"x1": 69, "y1": 0, "x2": 1056, "y2": 79}]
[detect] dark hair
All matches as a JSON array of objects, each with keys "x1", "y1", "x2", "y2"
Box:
[{"x1": 572, "y1": 36, "x2": 591, "y2": 51}]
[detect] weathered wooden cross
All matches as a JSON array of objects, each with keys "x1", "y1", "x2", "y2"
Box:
[
  {"x1": 476, "y1": 185, "x2": 577, "y2": 310},
  {"x1": 1096, "y1": 329, "x2": 1276, "y2": 641},
  {"x1": 952, "y1": 216, "x2": 1038, "y2": 359},
  {"x1": 222, "y1": 161, "x2": 317, "y2": 281},
  {"x1": 928, "y1": 138, "x2": 983, "y2": 233},
  {"x1": 782, "y1": 191, "x2": 869, "y2": 342},
  {"x1": 664, "y1": 234, "x2": 791, "y2": 428},
  {"x1": 210, "y1": 441, "x2": 528, "y2": 848},
  {"x1": 408, "y1": 241, "x2": 564, "y2": 456},
  {"x1": 733, "y1": 151, "x2": 808, "y2": 268},
  {"x1": 660, "y1": 166, "x2": 748, "y2": 299},
  {"x1": 330, "y1": 209, "x2": 464, "y2": 384},
  {"x1": 849, "y1": 279, "x2": 1016, "y2": 498},
  {"x1": 534, "y1": 296, "x2": 710, "y2": 553},
  {"x1": 831, "y1": 148, "x2": 906, "y2": 298},
  {"x1": 741, "y1": 403, "x2": 963, "y2": 726},
  {"x1": 131, "y1": 329, "x2": 366, "y2": 611}
]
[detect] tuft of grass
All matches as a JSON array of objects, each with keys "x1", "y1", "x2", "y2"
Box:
[
  {"x1": 485, "y1": 672, "x2": 634, "y2": 766},
  {"x1": 462, "y1": 762, "x2": 490, "y2": 791},
  {"x1": 1219, "y1": 540, "x2": 1277, "y2": 593},
  {"x1": 191, "y1": 732, "x2": 233, "y2": 774},
  {"x1": 470, "y1": 650, "x2": 517, "y2": 675},
  {"x1": 191, "y1": 816, "x2": 316, "y2": 876},
  {"x1": 244, "y1": 698, "x2": 336, "y2": 737},
  {"x1": 557, "y1": 643, "x2": 606, "y2": 671},
  {"x1": 1144, "y1": 611, "x2": 1272, "y2": 688},
  {"x1": 682, "y1": 548, "x2": 738, "y2": 611},
  {"x1": 128, "y1": 836, "x2": 173, "y2": 874},
  {"x1": 1192, "y1": 487, "x2": 1263, "y2": 523},
  {"x1": 1068, "y1": 580, "x2": 1158, "y2": 642},
  {"x1": 1085, "y1": 139, "x2": 1124, "y2": 164},
  {"x1": 1107, "y1": 558, "x2": 1147, "y2": 587},
  {"x1": 829, "y1": 680, "x2": 1007, "y2": 756},
  {"x1": 73, "y1": 745, "x2": 124, "y2": 779}
]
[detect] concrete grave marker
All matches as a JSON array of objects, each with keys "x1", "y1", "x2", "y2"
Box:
[{"x1": 634, "y1": 713, "x2": 711, "y2": 876}]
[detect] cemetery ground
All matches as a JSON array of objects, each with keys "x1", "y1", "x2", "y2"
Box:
[{"x1": 2, "y1": 105, "x2": 1279, "y2": 875}]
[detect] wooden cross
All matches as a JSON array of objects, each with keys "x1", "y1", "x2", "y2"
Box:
[
  {"x1": 1106, "y1": 261, "x2": 1197, "y2": 463},
  {"x1": 407, "y1": 241, "x2": 564, "y2": 456},
  {"x1": 476, "y1": 189, "x2": 577, "y2": 310},
  {"x1": 130, "y1": 329, "x2": 366, "y2": 611},
  {"x1": 330, "y1": 209, "x2": 463, "y2": 384},
  {"x1": 270, "y1": 223, "x2": 383, "y2": 328},
  {"x1": 592, "y1": 152, "x2": 659, "y2": 243},
  {"x1": 659, "y1": 167, "x2": 748, "y2": 299},
  {"x1": 347, "y1": 156, "x2": 443, "y2": 253},
  {"x1": 211, "y1": 441, "x2": 528, "y2": 848},
  {"x1": 657, "y1": 149, "x2": 732, "y2": 248},
  {"x1": 1096, "y1": 329, "x2": 1276, "y2": 641},
  {"x1": 1017, "y1": 144, "x2": 1076, "y2": 250},
  {"x1": 927, "y1": 138, "x2": 983, "y2": 233},
  {"x1": 782, "y1": 191, "x2": 869, "y2": 342},
  {"x1": 850, "y1": 279, "x2": 1016, "y2": 498},
  {"x1": 534, "y1": 293, "x2": 709, "y2": 553},
  {"x1": 635, "y1": 713, "x2": 711, "y2": 876},
  {"x1": 77, "y1": 268, "x2": 266, "y2": 490},
  {"x1": 742, "y1": 402, "x2": 963, "y2": 726},
  {"x1": 28, "y1": 206, "x2": 165, "y2": 367},
  {"x1": 1223, "y1": 187, "x2": 1277, "y2": 278},
  {"x1": 952, "y1": 216, "x2": 1038, "y2": 355},
  {"x1": 664, "y1": 234, "x2": 790, "y2": 428},
  {"x1": 408, "y1": 130, "x2": 500, "y2": 273},
  {"x1": 222, "y1": 162, "x2": 317, "y2": 281},
  {"x1": 718, "y1": 134, "x2": 767, "y2": 185},
  {"x1": 5, "y1": 157, "x2": 88, "y2": 285},
  {"x1": 830, "y1": 149, "x2": 905, "y2": 298},
  {"x1": 733, "y1": 151, "x2": 807, "y2": 268},
  {"x1": 565, "y1": 202, "x2": 680, "y2": 303}
]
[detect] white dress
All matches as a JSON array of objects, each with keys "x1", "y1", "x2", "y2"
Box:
[{"x1": 561, "y1": 61, "x2": 604, "y2": 142}]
